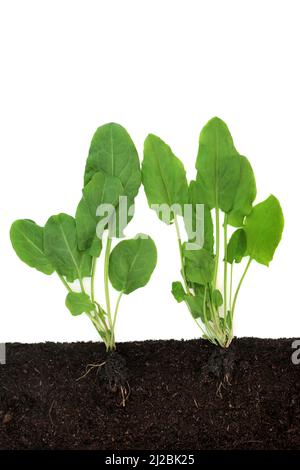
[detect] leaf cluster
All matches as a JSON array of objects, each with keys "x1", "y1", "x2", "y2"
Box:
[
  {"x1": 142, "y1": 117, "x2": 284, "y2": 347},
  {"x1": 10, "y1": 123, "x2": 157, "y2": 350}
]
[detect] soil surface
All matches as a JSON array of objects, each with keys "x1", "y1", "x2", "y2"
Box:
[{"x1": 0, "y1": 338, "x2": 299, "y2": 450}]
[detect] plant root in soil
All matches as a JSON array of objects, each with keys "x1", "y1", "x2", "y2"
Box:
[
  {"x1": 77, "y1": 351, "x2": 130, "y2": 407},
  {"x1": 200, "y1": 343, "x2": 238, "y2": 395}
]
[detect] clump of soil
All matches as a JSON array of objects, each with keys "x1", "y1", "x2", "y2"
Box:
[
  {"x1": 0, "y1": 338, "x2": 299, "y2": 450},
  {"x1": 103, "y1": 351, "x2": 129, "y2": 390},
  {"x1": 201, "y1": 342, "x2": 238, "y2": 383}
]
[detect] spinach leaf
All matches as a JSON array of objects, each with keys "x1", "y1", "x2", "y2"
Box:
[
  {"x1": 196, "y1": 117, "x2": 241, "y2": 213},
  {"x1": 84, "y1": 123, "x2": 141, "y2": 201},
  {"x1": 244, "y1": 195, "x2": 284, "y2": 266},
  {"x1": 227, "y1": 228, "x2": 247, "y2": 264},
  {"x1": 142, "y1": 134, "x2": 189, "y2": 223},
  {"x1": 183, "y1": 245, "x2": 215, "y2": 285},
  {"x1": 185, "y1": 293, "x2": 205, "y2": 320},
  {"x1": 212, "y1": 289, "x2": 223, "y2": 307},
  {"x1": 184, "y1": 180, "x2": 214, "y2": 252},
  {"x1": 44, "y1": 213, "x2": 92, "y2": 282},
  {"x1": 10, "y1": 219, "x2": 54, "y2": 275},
  {"x1": 65, "y1": 292, "x2": 94, "y2": 316},
  {"x1": 109, "y1": 235, "x2": 157, "y2": 294},
  {"x1": 171, "y1": 281, "x2": 186, "y2": 303},
  {"x1": 76, "y1": 171, "x2": 123, "y2": 251},
  {"x1": 228, "y1": 155, "x2": 257, "y2": 226}
]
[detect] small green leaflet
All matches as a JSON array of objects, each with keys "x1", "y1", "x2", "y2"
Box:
[
  {"x1": 212, "y1": 289, "x2": 223, "y2": 307},
  {"x1": 44, "y1": 213, "x2": 92, "y2": 282},
  {"x1": 65, "y1": 292, "x2": 94, "y2": 316},
  {"x1": 227, "y1": 229, "x2": 247, "y2": 264},
  {"x1": 10, "y1": 219, "x2": 54, "y2": 275},
  {"x1": 171, "y1": 281, "x2": 186, "y2": 303},
  {"x1": 109, "y1": 235, "x2": 157, "y2": 294},
  {"x1": 244, "y1": 195, "x2": 284, "y2": 266},
  {"x1": 227, "y1": 155, "x2": 257, "y2": 227},
  {"x1": 183, "y1": 245, "x2": 215, "y2": 285}
]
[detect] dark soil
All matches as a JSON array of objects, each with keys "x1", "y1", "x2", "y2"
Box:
[{"x1": 0, "y1": 338, "x2": 299, "y2": 450}]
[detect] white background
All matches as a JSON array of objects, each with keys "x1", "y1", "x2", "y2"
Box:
[{"x1": 0, "y1": 0, "x2": 299, "y2": 343}]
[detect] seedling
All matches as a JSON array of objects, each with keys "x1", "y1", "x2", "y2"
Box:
[
  {"x1": 11, "y1": 123, "x2": 157, "y2": 353},
  {"x1": 142, "y1": 117, "x2": 284, "y2": 347}
]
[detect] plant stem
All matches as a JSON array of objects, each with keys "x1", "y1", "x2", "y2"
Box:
[
  {"x1": 213, "y1": 207, "x2": 220, "y2": 289},
  {"x1": 104, "y1": 235, "x2": 112, "y2": 325},
  {"x1": 57, "y1": 274, "x2": 73, "y2": 292},
  {"x1": 231, "y1": 258, "x2": 252, "y2": 318},
  {"x1": 112, "y1": 291, "x2": 123, "y2": 330},
  {"x1": 174, "y1": 215, "x2": 190, "y2": 294},
  {"x1": 223, "y1": 214, "x2": 228, "y2": 323},
  {"x1": 104, "y1": 234, "x2": 114, "y2": 349},
  {"x1": 229, "y1": 262, "x2": 233, "y2": 311},
  {"x1": 78, "y1": 276, "x2": 85, "y2": 293},
  {"x1": 91, "y1": 257, "x2": 97, "y2": 303}
]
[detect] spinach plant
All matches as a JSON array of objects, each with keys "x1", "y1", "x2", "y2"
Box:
[
  {"x1": 11, "y1": 123, "x2": 157, "y2": 352},
  {"x1": 142, "y1": 117, "x2": 284, "y2": 347}
]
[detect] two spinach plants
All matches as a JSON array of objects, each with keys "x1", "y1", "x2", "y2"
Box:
[
  {"x1": 142, "y1": 117, "x2": 284, "y2": 347},
  {"x1": 11, "y1": 123, "x2": 157, "y2": 351}
]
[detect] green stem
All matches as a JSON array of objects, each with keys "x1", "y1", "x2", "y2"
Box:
[
  {"x1": 202, "y1": 287, "x2": 218, "y2": 345},
  {"x1": 87, "y1": 311, "x2": 110, "y2": 349},
  {"x1": 229, "y1": 263, "x2": 233, "y2": 311},
  {"x1": 231, "y1": 258, "x2": 252, "y2": 318},
  {"x1": 91, "y1": 257, "x2": 97, "y2": 303},
  {"x1": 104, "y1": 234, "x2": 114, "y2": 349},
  {"x1": 57, "y1": 274, "x2": 73, "y2": 292},
  {"x1": 223, "y1": 214, "x2": 228, "y2": 323},
  {"x1": 207, "y1": 290, "x2": 225, "y2": 344},
  {"x1": 112, "y1": 291, "x2": 123, "y2": 330},
  {"x1": 104, "y1": 235, "x2": 112, "y2": 325},
  {"x1": 78, "y1": 276, "x2": 85, "y2": 293},
  {"x1": 213, "y1": 207, "x2": 220, "y2": 289},
  {"x1": 174, "y1": 215, "x2": 190, "y2": 294}
]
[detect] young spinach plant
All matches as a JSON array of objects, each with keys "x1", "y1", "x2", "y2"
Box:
[
  {"x1": 142, "y1": 117, "x2": 284, "y2": 347},
  {"x1": 11, "y1": 123, "x2": 157, "y2": 352}
]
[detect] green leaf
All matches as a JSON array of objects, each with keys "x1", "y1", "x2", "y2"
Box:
[
  {"x1": 185, "y1": 293, "x2": 205, "y2": 320},
  {"x1": 227, "y1": 228, "x2": 247, "y2": 264},
  {"x1": 109, "y1": 235, "x2": 157, "y2": 294},
  {"x1": 142, "y1": 134, "x2": 189, "y2": 223},
  {"x1": 228, "y1": 155, "x2": 257, "y2": 226},
  {"x1": 183, "y1": 245, "x2": 215, "y2": 285},
  {"x1": 212, "y1": 289, "x2": 223, "y2": 307},
  {"x1": 171, "y1": 281, "x2": 186, "y2": 303},
  {"x1": 88, "y1": 237, "x2": 102, "y2": 257},
  {"x1": 76, "y1": 171, "x2": 123, "y2": 251},
  {"x1": 184, "y1": 180, "x2": 214, "y2": 252},
  {"x1": 244, "y1": 195, "x2": 284, "y2": 266},
  {"x1": 196, "y1": 117, "x2": 241, "y2": 213},
  {"x1": 10, "y1": 220, "x2": 54, "y2": 275},
  {"x1": 44, "y1": 213, "x2": 92, "y2": 282},
  {"x1": 84, "y1": 123, "x2": 141, "y2": 201},
  {"x1": 65, "y1": 292, "x2": 94, "y2": 316}
]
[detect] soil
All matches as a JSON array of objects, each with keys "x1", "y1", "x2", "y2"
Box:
[{"x1": 0, "y1": 338, "x2": 299, "y2": 450}]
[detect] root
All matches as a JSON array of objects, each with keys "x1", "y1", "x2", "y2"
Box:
[
  {"x1": 119, "y1": 382, "x2": 131, "y2": 407},
  {"x1": 76, "y1": 362, "x2": 106, "y2": 381},
  {"x1": 201, "y1": 343, "x2": 237, "y2": 389},
  {"x1": 77, "y1": 352, "x2": 130, "y2": 406}
]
